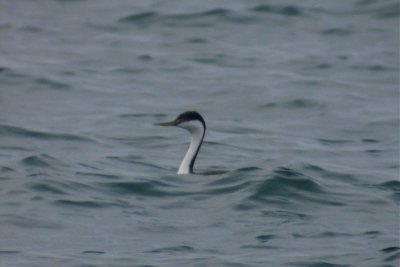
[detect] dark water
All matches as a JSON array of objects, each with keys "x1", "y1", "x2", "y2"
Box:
[{"x1": 0, "y1": 0, "x2": 399, "y2": 266}]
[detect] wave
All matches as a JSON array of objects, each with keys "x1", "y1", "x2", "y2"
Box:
[
  {"x1": 248, "y1": 167, "x2": 344, "y2": 207},
  {"x1": 303, "y1": 164, "x2": 358, "y2": 182},
  {"x1": 118, "y1": 9, "x2": 233, "y2": 27},
  {"x1": 146, "y1": 245, "x2": 194, "y2": 253},
  {"x1": 0, "y1": 214, "x2": 62, "y2": 229},
  {"x1": 356, "y1": 0, "x2": 399, "y2": 19},
  {"x1": 257, "y1": 98, "x2": 325, "y2": 110},
  {"x1": 250, "y1": 5, "x2": 303, "y2": 16},
  {"x1": 0, "y1": 67, "x2": 72, "y2": 91},
  {"x1": 97, "y1": 179, "x2": 184, "y2": 197},
  {"x1": 21, "y1": 155, "x2": 55, "y2": 169},
  {"x1": 116, "y1": 2, "x2": 398, "y2": 29},
  {"x1": 0, "y1": 125, "x2": 95, "y2": 143},
  {"x1": 52, "y1": 199, "x2": 117, "y2": 209},
  {"x1": 117, "y1": 5, "x2": 311, "y2": 27},
  {"x1": 380, "y1": 246, "x2": 400, "y2": 263}
]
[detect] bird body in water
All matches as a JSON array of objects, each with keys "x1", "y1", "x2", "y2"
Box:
[{"x1": 155, "y1": 111, "x2": 225, "y2": 175}]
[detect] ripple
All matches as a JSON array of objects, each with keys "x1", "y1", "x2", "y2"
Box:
[
  {"x1": 32, "y1": 77, "x2": 71, "y2": 91},
  {"x1": 373, "y1": 3, "x2": 400, "y2": 19},
  {"x1": 234, "y1": 166, "x2": 262, "y2": 174},
  {"x1": 261, "y1": 210, "x2": 313, "y2": 221},
  {"x1": 0, "y1": 68, "x2": 31, "y2": 85},
  {"x1": 249, "y1": 167, "x2": 343, "y2": 206},
  {"x1": 303, "y1": 164, "x2": 358, "y2": 182},
  {"x1": 21, "y1": 155, "x2": 53, "y2": 168},
  {"x1": 146, "y1": 245, "x2": 195, "y2": 253},
  {"x1": 362, "y1": 139, "x2": 381, "y2": 143},
  {"x1": 381, "y1": 246, "x2": 400, "y2": 253},
  {"x1": 0, "y1": 125, "x2": 94, "y2": 142},
  {"x1": 257, "y1": 98, "x2": 324, "y2": 110},
  {"x1": 82, "y1": 250, "x2": 105, "y2": 254},
  {"x1": 377, "y1": 180, "x2": 400, "y2": 204},
  {"x1": 377, "y1": 180, "x2": 400, "y2": 192},
  {"x1": 118, "y1": 8, "x2": 258, "y2": 27},
  {"x1": 75, "y1": 172, "x2": 121, "y2": 180},
  {"x1": 0, "y1": 67, "x2": 72, "y2": 90},
  {"x1": 185, "y1": 37, "x2": 208, "y2": 44},
  {"x1": 206, "y1": 181, "x2": 251, "y2": 195},
  {"x1": 20, "y1": 154, "x2": 68, "y2": 171},
  {"x1": 289, "y1": 261, "x2": 350, "y2": 267},
  {"x1": 0, "y1": 214, "x2": 62, "y2": 229},
  {"x1": 317, "y1": 139, "x2": 354, "y2": 146},
  {"x1": 380, "y1": 246, "x2": 400, "y2": 263},
  {"x1": 256, "y1": 234, "x2": 276, "y2": 243},
  {"x1": 293, "y1": 230, "x2": 356, "y2": 239},
  {"x1": 118, "y1": 11, "x2": 158, "y2": 23},
  {"x1": 98, "y1": 181, "x2": 177, "y2": 197},
  {"x1": 106, "y1": 155, "x2": 162, "y2": 169},
  {"x1": 118, "y1": 112, "x2": 165, "y2": 119},
  {"x1": 0, "y1": 166, "x2": 14, "y2": 173},
  {"x1": 52, "y1": 199, "x2": 114, "y2": 209},
  {"x1": 29, "y1": 182, "x2": 67, "y2": 195},
  {"x1": 0, "y1": 251, "x2": 21, "y2": 254},
  {"x1": 29, "y1": 179, "x2": 99, "y2": 196},
  {"x1": 250, "y1": 4, "x2": 303, "y2": 16},
  {"x1": 321, "y1": 28, "x2": 353, "y2": 36}
]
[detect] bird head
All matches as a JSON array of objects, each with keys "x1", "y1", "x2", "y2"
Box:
[{"x1": 154, "y1": 111, "x2": 206, "y2": 133}]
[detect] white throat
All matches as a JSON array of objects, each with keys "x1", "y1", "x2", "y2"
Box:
[{"x1": 177, "y1": 120, "x2": 205, "y2": 175}]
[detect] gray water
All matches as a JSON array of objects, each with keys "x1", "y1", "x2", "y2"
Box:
[{"x1": 0, "y1": 0, "x2": 399, "y2": 266}]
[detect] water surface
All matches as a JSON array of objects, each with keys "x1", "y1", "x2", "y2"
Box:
[{"x1": 0, "y1": 0, "x2": 399, "y2": 266}]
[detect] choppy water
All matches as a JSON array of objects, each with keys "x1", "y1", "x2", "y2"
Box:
[{"x1": 0, "y1": 0, "x2": 399, "y2": 266}]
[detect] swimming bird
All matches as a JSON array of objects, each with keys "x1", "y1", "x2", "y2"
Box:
[{"x1": 155, "y1": 111, "x2": 225, "y2": 175}]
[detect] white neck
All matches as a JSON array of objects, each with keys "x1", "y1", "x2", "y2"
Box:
[{"x1": 177, "y1": 121, "x2": 205, "y2": 175}]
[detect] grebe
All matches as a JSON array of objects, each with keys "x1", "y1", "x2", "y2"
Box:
[{"x1": 155, "y1": 111, "x2": 225, "y2": 175}]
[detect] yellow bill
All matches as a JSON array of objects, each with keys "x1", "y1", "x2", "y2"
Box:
[{"x1": 154, "y1": 120, "x2": 179, "y2": 126}]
